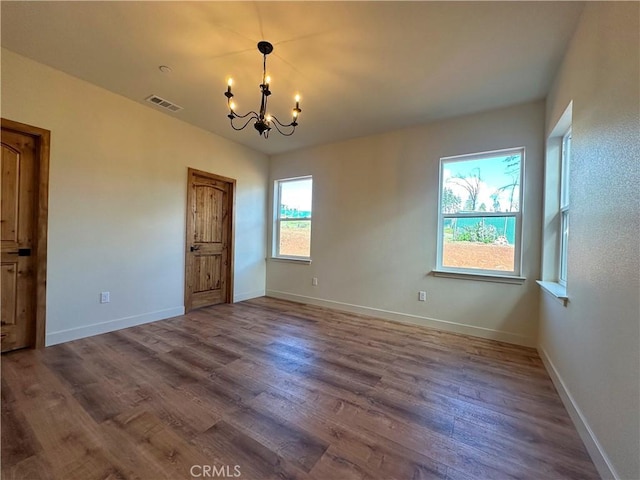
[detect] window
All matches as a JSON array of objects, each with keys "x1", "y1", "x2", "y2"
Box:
[
  {"x1": 559, "y1": 129, "x2": 571, "y2": 285},
  {"x1": 274, "y1": 176, "x2": 312, "y2": 260},
  {"x1": 538, "y1": 102, "x2": 571, "y2": 303},
  {"x1": 436, "y1": 148, "x2": 524, "y2": 278}
]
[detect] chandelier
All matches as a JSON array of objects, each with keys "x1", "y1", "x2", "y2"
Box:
[{"x1": 224, "y1": 41, "x2": 301, "y2": 138}]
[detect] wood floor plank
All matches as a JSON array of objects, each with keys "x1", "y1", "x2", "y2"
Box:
[
  {"x1": 375, "y1": 374, "x2": 578, "y2": 447},
  {"x1": 223, "y1": 405, "x2": 329, "y2": 473},
  {"x1": 1, "y1": 379, "x2": 41, "y2": 468},
  {"x1": 1, "y1": 353, "x2": 133, "y2": 479},
  {"x1": 452, "y1": 416, "x2": 598, "y2": 479},
  {"x1": 309, "y1": 446, "x2": 377, "y2": 480},
  {"x1": 249, "y1": 386, "x2": 528, "y2": 480},
  {"x1": 191, "y1": 420, "x2": 311, "y2": 480},
  {"x1": 1, "y1": 454, "x2": 54, "y2": 480},
  {"x1": 105, "y1": 408, "x2": 211, "y2": 479},
  {"x1": 250, "y1": 388, "x2": 515, "y2": 480},
  {"x1": 1, "y1": 297, "x2": 600, "y2": 480},
  {"x1": 95, "y1": 407, "x2": 184, "y2": 480},
  {"x1": 150, "y1": 322, "x2": 242, "y2": 365}
]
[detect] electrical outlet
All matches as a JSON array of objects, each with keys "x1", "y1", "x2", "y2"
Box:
[
  {"x1": 100, "y1": 291, "x2": 110, "y2": 304},
  {"x1": 312, "y1": 277, "x2": 318, "y2": 287},
  {"x1": 419, "y1": 291, "x2": 427, "y2": 302}
]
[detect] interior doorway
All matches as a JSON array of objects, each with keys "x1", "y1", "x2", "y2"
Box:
[
  {"x1": 1, "y1": 118, "x2": 49, "y2": 352},
  {"x1": 184, "y1": 168, "x2": 235, "y2": 312}
]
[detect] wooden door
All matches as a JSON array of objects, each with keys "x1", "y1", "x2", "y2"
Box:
[
  {"x1": 185, "y1": 168, "x2": 234, "y2": 312},
  {"x1": 1, "y1": 119, "x2": 49, "y2": 352}
]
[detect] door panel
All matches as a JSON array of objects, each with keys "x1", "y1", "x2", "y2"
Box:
[
  {"x1": 1, "y1": 264, "x2": 17, "y2": 326},
  {"x1": 194, "y1": 185, "x2": 223, "y2": 243},
  {"x1": 1, "y1": 146, "x2": 20, "y2": 242},
  {"x1": 185, "y1": 169, "x2": 234, "y2": 312},
  {"x1": 1, "y1": 130, "x2": 37, "y2": 352},
  {"x1": 194, "y1": 255, "x2": 222, "y2": 293}
]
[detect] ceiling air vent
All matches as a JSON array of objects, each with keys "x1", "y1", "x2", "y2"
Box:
[{"x1": 145, "y1": 94, "x2": 183, "y2": 112}]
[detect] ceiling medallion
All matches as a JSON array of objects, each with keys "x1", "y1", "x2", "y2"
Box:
[{"x1": 224, "y1": 41, "x2": 301, "y2": 138}]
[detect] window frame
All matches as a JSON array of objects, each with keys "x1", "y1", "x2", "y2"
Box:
[
  {"x1": 558, "y1": 128, "x2": 571, "y2": 286},
  {"x1": 273, "y1": 175, "x2": 313, "y2": 261},
  {"x1": 537, "y1": 101, "x2": 571, "y2": 304},
  {"x1": 436, "y1": 147, "x2": 525, "y2": 278}
]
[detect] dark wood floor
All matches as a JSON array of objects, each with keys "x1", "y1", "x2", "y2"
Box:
[{"x1": 2, "y1": 297, "x2": 599, "y2": 480}]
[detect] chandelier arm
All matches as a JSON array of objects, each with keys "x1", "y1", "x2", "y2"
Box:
[
  {"x1": 230, "y1": 115, "x2": 258, "y2": 131},
  {"x1": 227, "y1": 93, "x2": 261, "y2": 120},
  {"x1": 270, "y1": 115, "x2": 297, "y2": 128},
  {"x1": 270, "y1": 117, "x2": 296, "y2": 136},
  {"x1": 230, "y1": 110, "x2": 260, "y2": 120}
]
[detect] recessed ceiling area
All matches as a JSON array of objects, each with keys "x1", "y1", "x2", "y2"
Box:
[{"x1": 1, "y1": 1, "x2": 584, "y2": 155}]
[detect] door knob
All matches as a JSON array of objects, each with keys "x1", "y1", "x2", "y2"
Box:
[{"x1": 190, "y1": 245, "x2": 200, "y2": 252}]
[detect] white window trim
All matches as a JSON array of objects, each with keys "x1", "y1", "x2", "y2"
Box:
[
  {"x1": 435, "y1": 147, "x2": 525, "y2": 280},
  {"x1": 537, "y1": 101, "x2": 572, "y2": 303},
  {"x1": 558, "y1": 128, "x2": 571, "y2": 286},
  {"x1": 272, "y1": 175, "x2": 312, "y2": 261},
  {"x1": 537, "y1": 280, "x2": 568, "y2": 306},
  {"x1": 433, "y1": 270, "x2": 526, "y2": 284}
]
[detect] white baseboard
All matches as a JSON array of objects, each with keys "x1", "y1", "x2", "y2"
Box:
[
  {"x1": 537, "y1": 345, "x2": 618, "y2": 480},
  {"x1": 45, "y1": 306, "x2": 185, "y2": 346},
  {"x1": 234, "y1": 289, "x2": 266, "y2": 303},
  {"x1": 266, "y1": 290, "x2": 535, "y2": 347}
]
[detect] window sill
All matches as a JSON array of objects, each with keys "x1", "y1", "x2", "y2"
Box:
[
  {"x1": 431, "y1": 270, "x2": 526, "y2": 284},
  {"x1": 270, "y1": 256, "x2": 312, "y2": 265},
  {"x1": 536, "y1": 280, "x2": 568, "y2": 306}
]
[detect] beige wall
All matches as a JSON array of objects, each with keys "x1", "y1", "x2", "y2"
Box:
[
  {"x1": 539, "y1": 3, "x2": 640, "y2": 479},
  {"x1": 1, "y1": 49, "x2": 269, "y2": 345},
  {"x1": 267, "y1": 101, "x2": 545, "y2": 346}
]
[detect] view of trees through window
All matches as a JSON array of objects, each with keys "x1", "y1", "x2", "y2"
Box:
[{"x1": 440, "y1": 150, "x2": 522, "y2": 273}]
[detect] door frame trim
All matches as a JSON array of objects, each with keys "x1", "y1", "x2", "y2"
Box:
[
  {"x1": 2, "y1": 118, "x2": 50, "y2": 349},
  {"x1": 184, "y1": 168, "x2": 235, "y2": 312}
]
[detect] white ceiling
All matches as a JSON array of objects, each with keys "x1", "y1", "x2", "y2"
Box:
[{"x1": 1, "y1": 1, "x2": 584, "y2": 155}]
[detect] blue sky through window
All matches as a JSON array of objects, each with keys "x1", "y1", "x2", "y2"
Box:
[{"x1": 280, "y1": 178, "x2": 312, "y2": 216}]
